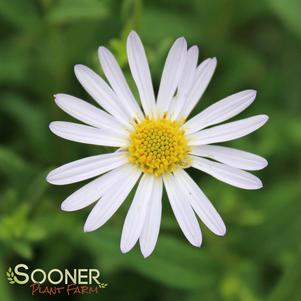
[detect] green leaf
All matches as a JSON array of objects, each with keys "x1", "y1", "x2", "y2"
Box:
[
  {"x1": 10, "y1": 240, "x2": 33, "y2": 260},
  {"x1": 85, "y1": 227, "x2": 220, "y2": 290},
  {"x1": 1, "y1": 94, "x2": 51, "y2": 160},
  {"x1": 0, "y1": 147, "x2": 27, "y2": 183},
  {"x1": 0, "y1": 0, "x2": 40, "y2": 31},
  {"x1": 267, "y1": 0, "x2": 301, "y2": 39},
  {"x1": 0, "y1": 45, "x2": 29, "y2": 84},
  {"x1": 48, "y1": 0, "x2": 108, "y2": 24}
]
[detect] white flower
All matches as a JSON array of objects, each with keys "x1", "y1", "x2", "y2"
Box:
[{"x1": 47, "y1": 31, "x2": 268, "y2": 257}]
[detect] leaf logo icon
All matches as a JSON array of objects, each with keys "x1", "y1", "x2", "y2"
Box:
[
  {"x1": 6, "y1": 267, "x2": 15, "y2": 284},
  {"x1": 99, "y1": 283, "x2": 108, "y2": 289}
]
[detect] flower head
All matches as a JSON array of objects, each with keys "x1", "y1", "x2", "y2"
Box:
[
  {"x1": 128, "y1": 115, "x2": 191, "y2": 176},
  {"x1": 47, "y1": 31, "x2": 268, "y2": 257}
]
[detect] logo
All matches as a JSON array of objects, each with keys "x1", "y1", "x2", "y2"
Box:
[{"x1": 6, "y1": 264, "x2": 108, "y2": 296}]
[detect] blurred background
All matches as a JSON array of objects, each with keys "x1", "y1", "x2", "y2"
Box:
[{"x1": 1, "y1": 0, "x2": 301, "y2": 300}]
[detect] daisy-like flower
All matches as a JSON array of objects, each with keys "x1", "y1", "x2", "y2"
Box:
[{"x1": 47, "y1": 31, "x2": 268, "y2": 257}]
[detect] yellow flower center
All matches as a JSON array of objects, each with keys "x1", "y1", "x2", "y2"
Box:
[{"x1": 128, "y1": 116, "x2": 191, "y2": 176}]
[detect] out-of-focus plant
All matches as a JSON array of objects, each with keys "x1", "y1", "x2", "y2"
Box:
[{"x1": 0, "y1": 0, "x2": 301, "y2": 300}]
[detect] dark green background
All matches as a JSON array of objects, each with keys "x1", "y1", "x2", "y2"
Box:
[{"x1": 1, "y1": 0, "x2": 301, "y2": 300}]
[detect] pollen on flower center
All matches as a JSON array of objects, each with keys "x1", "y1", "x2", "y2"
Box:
[{"x1": 128, "y1": 115, "x2": 191, "y2": 176}]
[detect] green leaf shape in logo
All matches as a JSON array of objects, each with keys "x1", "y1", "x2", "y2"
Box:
[
  {"x1": 99, "y1": 283, "x2": 108, "y2": 289},
  {"x1": 6, "y1": 267, "x2": 15, "y2": 284}
]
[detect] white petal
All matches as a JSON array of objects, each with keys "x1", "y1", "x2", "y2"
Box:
[
  {"x1": 54, "y1": 93, "x2": 127, "y2": 135},
  {"x1": 181, "y1": 58, "x2": 217, "y2": 119},
  {"x1": 177, "y1": 46, "x2": 199, "y2": 95},
  {"x1": 139, "y1": 176, "x2": 163, "y2": 258},
  {"x1": 74, "y1": 64, "x2": 131, "y2": 128},
  {"x1": 190, "y1": 156, "x2": 263, "y2": 190},
  {"x1": 127, "y1": 31, "x2": 156, "y2": 117},
  {"x1": 156, "y1": 37, "x2": 187, "y2": 115},
  {"x1": 84, "y1": 166, "x2": 141, "y2": 232},
  {"x1": 171, "y1": 46, "x2": 199, "y2": 119},
  {"x1": 163, "y1": 173, "x2": 202, "y2": 247},
  {"x1": 98, "y1": 47, "x2": 144, "y2": 120},
  {"x1": 190, "y1": 145, "x2": 268, "y2": 171},
  {"x1": 47, "y1": 151, "x2": 128, "y2": 185},
  {"x1": 61, "y1": 164, "x2": 131, "y2": 211},
  {"x1": 120, "y1": 174, "x2": 154, "y2": 253},
  {"x1": 173, "y1": 169, "x2": 226, "y2": 235},
  {"x1": 49, "y1": 121, "x2": 129, "y2": 147},
  {"x1": 184, "y1": 90, "x2": 257, "y2": 134},
  {"x1": 188, "y1": 115, "x2": 269, "y2": 146}
]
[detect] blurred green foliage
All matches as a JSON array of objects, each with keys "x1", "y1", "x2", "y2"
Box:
[{"x1": 0, "y1": 0, "x2": 301, "y2": 300}]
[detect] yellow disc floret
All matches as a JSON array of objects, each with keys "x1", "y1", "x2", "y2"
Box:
[{"x1": 128, "y1": 115, "x2": 191, "y2": 176}]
